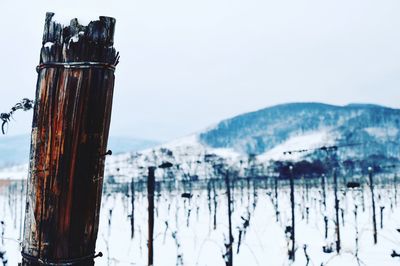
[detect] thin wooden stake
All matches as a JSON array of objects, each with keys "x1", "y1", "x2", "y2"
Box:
[
  {"x1": 368, "y1": 167, "x2": 377, "y2": 244},
  {"x1": 274, "y1": 176, "x2": 279, "y2": 222},
  {"x1": 289, "y1": 165, "x2": 295, "y2": 261},
  {"x1": 148, "y1": 167, "x2": 156, "y2": 266},
  {"x1": 333, "y1": 169, "x2": 341, "y2": 253},
  {"x1": 321, "y1": 174, "x2": 326, "y2": 211},
  {"x1": 225, "y1": 171, "x2": 234, "y2": 266},
  {"x1": 131, "y1": 178, "x2": 135, "y2": 238}
]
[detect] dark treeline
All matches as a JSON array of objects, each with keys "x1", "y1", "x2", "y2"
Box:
[{"x1": 273, "y1": 155, "x2": 398, "y2": 180}]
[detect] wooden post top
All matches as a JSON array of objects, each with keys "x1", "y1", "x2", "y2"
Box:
[{"x1": 40, "y1": 12, "x2": 119, "y2": 65}]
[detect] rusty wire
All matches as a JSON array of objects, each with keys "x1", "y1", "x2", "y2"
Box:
[
  {"x1": 21, "y1": 251, "x2": 103, "y2": 265},
  {"x1": 36, "y1": 61, "x2": 118, "y2": 73},
  {"x1": 1, "y1": 98, "x2": 34, "y2": 135}
]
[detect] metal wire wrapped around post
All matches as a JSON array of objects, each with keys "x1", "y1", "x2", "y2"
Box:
[
  {"x1": 21, "y1": 12, "x2": 119, "y2": 265},
  {"x1": 36, "y1": 62, "x2": 117, "y2": 73}
]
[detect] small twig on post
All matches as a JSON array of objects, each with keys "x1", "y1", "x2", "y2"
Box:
[{"x1": 1, "y1": 98, "x2": 34, "y2": 134}]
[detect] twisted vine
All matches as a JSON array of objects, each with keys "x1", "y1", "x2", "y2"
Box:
[{"x1": 0, "y1": 98, "x2": 34, "y2": 134}]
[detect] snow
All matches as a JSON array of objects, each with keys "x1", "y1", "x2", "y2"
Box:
[
  {"x1": 365, "y1": 127, "x2": 398, "y2": 139},
  {"x1": 1, "y1": 129, "x2": 399, "y2": 264},
  {"x1": 1, "y1": 178, "x2": 400, "y2": 265},
  {"x1": 258, "y1": 130, "x2": 334, "y2": 162},
  {"x1": 102, "y1": 134, "x2": 242, "y2": 182},
  {"x1": 0, "y1": 164, "x2": 27, "y2": 180},
  {"x1": 68, "y1": 31, "x2": 85, "y2": 44},
  {"x1": 211, "y1": 147, "x2": 241, "y2": 161},
  {"x1": 43, "y1": 42, "x2": 54, "y2": 48}
]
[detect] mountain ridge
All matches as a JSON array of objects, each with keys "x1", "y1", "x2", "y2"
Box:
[
  {"x1": 2, "y1": 102, "x2": 398, "y2": 181},
  {"x1": 199, "y1": 102, "x2": 400, "y2": 157},
  {"x1": 100, "y1": 102, "x2": 400, "y2": 182}
]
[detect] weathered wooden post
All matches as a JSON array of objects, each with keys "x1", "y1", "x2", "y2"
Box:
[
  {"x1": 21, "y1": 12, "x2": 118, "y2": 265},
  {"x1": 224, "y1": 171, "x2": 233, "y2": 266},
  {"x1": 131, "y1": 177, "x2": 135, "y2": 239},
  {"x1": 321, "y1": 173, "x2": 326, "y2": 211},
  {"x1": 324, "y1": 216, "x2": 328, "y2": 239},
  {"x1": 148, "y1": 167, "x2": 156, "y2": 266},
  {"x1": 274, "y1": 175, "x2": 279, "y2": 222},
  {"x1": 368, "y1": 167, "x2": 377, "y2": 244},
  {"x1": 354, "y1": 204, "x2": 359, "y2": 258},
  {"x1": 333, "y1": 169, "x2": 341, "y2": 253},
  {"x1": 289, "y1": 165, "x2": 295, "y2": 261},
  {"x1": 380, "y1": 206, "x2": 384, "y2": 229},
  {"x1": 213, "y1": 181, "x2": 218, "y2": 230}
]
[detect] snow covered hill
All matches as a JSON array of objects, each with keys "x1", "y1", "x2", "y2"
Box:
[
  {"x1": 2, "y1": 103, "x2": 399, "y2": 181},
  {"x1": 105, "y1": 103, "x2": 400, "y2": 182},
  {"x1": 200, "y1": 102, "x2": 400, "y2": 158}
]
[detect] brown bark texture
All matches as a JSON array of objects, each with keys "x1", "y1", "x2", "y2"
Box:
[{"x1": 22, "y1": 12, "x2": 119, "y2": 265}]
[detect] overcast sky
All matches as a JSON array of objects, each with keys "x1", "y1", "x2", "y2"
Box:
[{"x1": 1, "y1": 0, "x2": 400, "y2": 141}]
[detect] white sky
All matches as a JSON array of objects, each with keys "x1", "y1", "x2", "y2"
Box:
[{"x1": 0, "y1": 0, "x2": 400, "y2": 141}]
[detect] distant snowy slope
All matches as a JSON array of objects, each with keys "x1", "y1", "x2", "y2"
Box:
[
  {"x1": 199, "y1": 103, "x2": 400, "y2": 159},
  {"x1": 0, "y1": 135, "x2": 159, "y2": 167},
  {"x1": 3, "y1": 103, "x2": 399, "y2": 181},
  {"x1": 257, "y1": 130, "x2": 334, "y2": 161},
  {"x1": 103, "y1": 103, "x2": 400, "y2": 182}
]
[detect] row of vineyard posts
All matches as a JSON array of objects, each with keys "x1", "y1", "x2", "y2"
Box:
[
  {"x1": 0, "y1": 150, "x2": 395, "y2": 264},
  {"x1": 104, "y1": 151, "x2": 394, "y2": 266}
]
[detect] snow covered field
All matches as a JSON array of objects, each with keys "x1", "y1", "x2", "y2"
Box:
[{"x1": 0, "y1": 176, "x2": 400, "y2": 265}]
